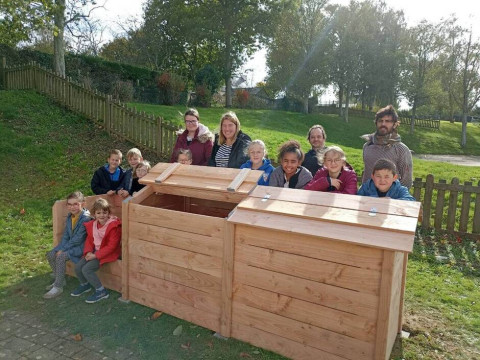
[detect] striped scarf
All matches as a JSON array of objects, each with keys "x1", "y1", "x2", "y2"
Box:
[{"x1": 361, "y1": 130, "x2": 402, "y2": 147}]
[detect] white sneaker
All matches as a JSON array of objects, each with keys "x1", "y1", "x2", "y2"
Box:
[
  {"x1": 43, "y1": 286, "x2": 63, "y2": 299},
  {"x1": 45, "y1": 279, "x2": 66, "y2": 290}
]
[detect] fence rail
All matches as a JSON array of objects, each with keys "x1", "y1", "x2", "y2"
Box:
[
  {"x1": 1, "y1": 60, "x2": 179, "y2": 158},
  {"x1": 413, "y1": 174, "x2": 480, "y2": 237}
]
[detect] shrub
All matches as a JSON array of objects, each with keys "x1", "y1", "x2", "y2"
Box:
[
  {"x1": 157, "y1": 72, "x2": 186, "y2": 105},
  {"x1": 190, "y1": 84, "x2": 212, "y2": 108},
  {"x1": 113, "y1": 80, "x2": 134, "y2": 102},
  {"x1": 235, "y1": 89, "x2": 250, "y2": 108}
]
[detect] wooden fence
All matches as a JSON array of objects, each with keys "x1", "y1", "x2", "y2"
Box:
[
  {"x1": 345, "y1": 108, "x2": 441, "y2": 130},
  {"x1": 1, "y1": 59, "x2": 180, "y2": 158},
  {"x1": 413, "y1": 174, "x2": 480, "y2": 237}
]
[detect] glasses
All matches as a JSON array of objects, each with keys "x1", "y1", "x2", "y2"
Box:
[
  {"x1": 185, "y1": 120, "x2": 198, "y2": 125},
  {"x1": 67, "y1": 202, "x2": 81, "y2": 207},
  {"x1": 325, "y1": 158, "x2": 343, "y2": 164}
]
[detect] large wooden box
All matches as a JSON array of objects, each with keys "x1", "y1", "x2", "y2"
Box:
[{"x1": 227, "y1": 186, "x2": 420, "y2": 360}]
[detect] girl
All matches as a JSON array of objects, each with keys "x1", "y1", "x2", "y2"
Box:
[
  {"x1": 131, "y1": 160, "x2": 151, "y2": 194},
  {"x1": 240, "y1": 140, "x2": 274, "y2": 185},
  {"x1": 71, "y1": 198, "x2": 121, "y2": 303},
  {"x1": 175, "y1": 148, "x2": 193, "y2": 165},
  {"x1": 305, "y1": 146, "x2": 358, "y2": 194},
  {"x1": 269, "y1": 140, "x2": 312, "y2": 189}
]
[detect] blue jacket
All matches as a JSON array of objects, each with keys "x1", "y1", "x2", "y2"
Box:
[
  {"x1": 53, "y1": 208, "x2": 91, "y2": 263},
  {"x1": 357, "y1": 179, "x2": 415, "y2": 201},
  {"x1": 91, "y1": 164, "x2": 126, "y2": 195},
  {"x1": 240, "y1": 159, "x2": 275, "y2": 185}
]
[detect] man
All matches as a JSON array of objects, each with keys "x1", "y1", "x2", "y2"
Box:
[
  {"x1": 302, "y1": 124, "x2": 327, "y2": 176},
  {"x1": 361, "y1": 105, "x2": 413, "y2": 188}
]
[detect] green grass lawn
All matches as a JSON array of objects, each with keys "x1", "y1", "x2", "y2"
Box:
[{"x1": 0, "y1": 90, "x2": 479, "y2": 359}]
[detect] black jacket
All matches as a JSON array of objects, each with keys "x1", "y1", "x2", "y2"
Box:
[
  {"x1": 91, "y1": 165, "x2": 126, "y2": 195},
  {"x1": 208, "y1": 131, "x2": 251, "y2": 169}
]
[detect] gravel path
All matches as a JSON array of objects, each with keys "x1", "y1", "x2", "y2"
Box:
[{"x1": 413, "y1": 154, "x2": 480, "y2": 167}]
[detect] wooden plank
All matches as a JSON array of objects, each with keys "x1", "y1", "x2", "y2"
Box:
[
  {"x1": 97, "y1": 273, "x2": 122, "y2": 293},
  {"x1": 154, "y1": 162, "x2": 181, "y2": 183},
  {"x1": 189, "y1": 197, "x2": 237, "y2": 211},
  {"x1": 148, "y1": 185, "x2": 248, "y2": 203},
  {"x1": 234, "y1": 284, "x2": 376, "y2": 343},
  {"x1": 227, "y1": 168, "x2": 252, "y2": 192},
  {"x1": 136, "y1": 192, "x2": 185, "y2": 210},
  {"x1": 52, "y1": 201, "x2": 67, "y2": 246},
  {"x1": 474, "y1": 180, "x2": 480, "y2": 234},
  {"x1": 129, "y1": 237, "x2": 222, "y2": 278},
  {"x1": 434, "y1": 180, "x2": 447, "y2": 230},
  {"x1": 129, "y1": 221, "x2": 223, "y2": 257},
  {"x1": 459, "y1": 182, "x2": 473, "y2": 233},
  {"x1": 229, "y1": 210, "x2": 415, "y2": 253},
  {"x1": 129, "y1": 255, "x2": 221, "y2": 293},
  {"x1": 129, "y1": 186, "x2": 154, "y2": 204},
  {"x1": 235, "y1": 243, "x2": 381, "y2": 295},
  {"x1": 386, "y1": 252, "x2": 404, "y2": 358},
  {"x1": 129, "y1": 287, "x2": 220, "y2": 333},
  {"x1": 447, "y1": 178, "x2": 460, "y2": 231},
  {"x1": 65, "y1": 261, "x2": 122, "y2": 292},
  {"x1": 398, "y1": 253, "x2": 408, "y2": 333},
  {"x1": 237, "y1": 196, "x2": 418, "y2": 234},
  {"x1": 121, "y1": 197, "x2": 130, "y2": 300},
  {"x1": 129, "y1": 271, "x2": 220, "y2": 315},
  {"x1": 248, "y1": 185, "x2": 421, "y2": 218},
  {"x1": 236, "y1": 225, "x2": 383, "y2": 271},
  {"x1": 422, "y1": 174, "x2": 434, "y2": 228},
  {"x1": 129, "y1": 203, "x2": 225, "y2": 238},
  {"x1": 220, "y1": 222, "x2": 234, "y2": 337},
  {"x1": 234, "y1": 262, "x2": 379, "y2": 319},
  {"x1": 231, "y1": 322, "x2": 346, "y2": 360},
  {"x1": 232, "y1": 302, "x2": 374, "y2": 360}
]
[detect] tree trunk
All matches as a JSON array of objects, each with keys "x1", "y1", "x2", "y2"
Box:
[
  {"x1": 461, "y1": 113, "x2": 467, "y2": 147},
  {"x1": 302, "y1": 97, "x2": 308, "y2": 114},
  {"x1": 224, "y1": 35, "x2": 232, "y2": 108},
  {"x1": 53, "y1": 0, "x2": 66, "y2": 77},
  {"x1": 344, "y1": 87, "x2": 349, "y2": 123},
  {"x1": 338, "y1": 84, "x2": 343, "y2": 117},
  {"x1": 410, "y1": 100, "x2": 416, "y2": 134}
]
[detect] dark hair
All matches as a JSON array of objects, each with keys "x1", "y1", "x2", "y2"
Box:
[
  {"x1": 372, "y1": 159, "x2": 397, "y2": 176},
  {"x1": 184, "y1": 108, "x2": 200, "y2": 121},
  {"x1": 375, "y1": 105, "x2": 398, "y2": 123},
  {"x1": 307, "y1": 124, "x2": 326, "y2": 141},
  {"x1": 278, "y1": 140, "x2": 304, "y2": 163},
  {"x1": 175, "y1": 148, "x2": 193, "y2": 161},
  {"x1": 91, "y1": 198, "x2": 111, "y2": 214},
  {"x1": 66, "y1": 191, "x2": 85, "y2": 202}
]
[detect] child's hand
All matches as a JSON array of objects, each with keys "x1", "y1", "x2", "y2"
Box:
[
  {"x1": 330, "y1": 178, "x2": 342, "y2": 190},
  {"x1": 107, "y1": 190, "x2": 115, "y2": 195},
  {"x1": 56, "y1": 250, "x2": 63, "y2": 257},
  {"x1": 119, "y1": 189, "x2": 129, "y2": 198},
  {"x1": 85, "y1": 252, "x2": 96, "y2": 261}
]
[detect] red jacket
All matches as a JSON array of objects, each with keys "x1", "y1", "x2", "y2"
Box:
[
  {"x1": 304, "y1": 166, "x2": 358, "y2": 195},
  {"x1": 170, "y1": 124, "x2": 214, "y2": 165},
  {"x1": 83, "y1": 218, "x2": 122, "y2": 265}
]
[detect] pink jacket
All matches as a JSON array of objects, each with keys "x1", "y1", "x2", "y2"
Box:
[{"x1": 304, "y1": 167, "x2": 358, "y2": 194}]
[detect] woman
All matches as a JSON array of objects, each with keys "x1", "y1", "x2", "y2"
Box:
[
  {"x1": 170, "y1": 108, "x2": 214, "y2": 166},
  {"x1": 208, "y1": 111, "x2": 251, "y2": 168}
]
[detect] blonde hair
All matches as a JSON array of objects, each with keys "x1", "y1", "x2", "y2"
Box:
[
  {"x1": 175, "y1": 148, "x2": 193, "y2": 161},
  {"x1": 109, "y1": 149, "x2": 122, "y2": 158},
  {"x1": 247, "y1": 139, "x2": 267, "y2": 157},
  {"x1": 66, "y1": 191, "x2": 85, "y2": 202},
  {"x1": 91, "y1": 198, "x2": 111, "y2": 215},
  {"x1": 323, "y1": 146, "x2": 346, "y2": 163},
  {"x1": 218, "y1": 111, "x2": 240, "y2": 145},
  {"x1": 127, "y1": 148, "x2": 142, "y2": 159},
  {"x1": 137, "y1": 160, "x2": 151, "y2": 171}
]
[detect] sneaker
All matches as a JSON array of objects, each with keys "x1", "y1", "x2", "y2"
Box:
[
  {"x1": 43, "y1": 286, "x2": 63, "y2": 299},
  {"x1": 45, "y1": 279, "x2": 66, "y2": 290},
  {"x1": 70, "y1": 283, "x2": 92, "y2": 297},
  {"x1": 85, "y1": 289, "x2": 109, "y2": 304}
]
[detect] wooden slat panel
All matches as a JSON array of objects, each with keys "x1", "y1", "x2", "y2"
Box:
[
  {"x1": 237, "y1": 196, "x2": 418, "y2": 234},
  {"x1": 65, "y1": 259, "x2": 122, "y2": 276},
  {"x1": 121, "y1": 197, "x2": 130, "y2": 300},
  {"x1": 229, "y1": 210, "x2": 414, "y2": 253},
  {"x1": 129, "y1": 221, "x2": 223, "y2": 257},
  {"x1": 136, "y1": 192, "x2": 185, "y2": 209},
  {"x1": 129, "y1": 255, "x2": 221, "y2": 293},
  {"x1": 129, "y1": 287, "x2": 220, "y2": 332},
  {"x1": 235, "y1": 243, "x2": 381, "y2": 295},
  {"x1": 232, "y1": 302, "x2": 374, "y2": 360},
  {"x1": 237, "y1": 225, "x2": 383, "y2": 271},
  {"x1": 248, "y1": 186, "x2": 421, "y2": 218},
  {"x1": 220, "y1": 222, "x2": 234, "y2": 337},
  {"x1": 148, "y1": 185, "x2": 248, "y2": 203},
  {"x1": 234, "y1": 284, "x2": 376, "y2": 342},
  {"x1": 231, "y1": 322, "x2": 346, "y2": 360},
  {"x1": 129, "y1": 203, "x2": 225, "y2": 238},
  {"x1": 129, "y1": 272, "x2": 220, "y2": 315},
  {"x1": 434, "y1": 180, "x2": 447, "y2": 230},
  {"x1": 234, "y1": 262, "x2": 378, "y2": 319},
  {"x1": 129, "y1": 237, "x2": 222, "y2": 277}
]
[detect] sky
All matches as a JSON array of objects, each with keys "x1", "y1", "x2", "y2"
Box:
[{"x1": 91, "y1": 0, "x2": 480, "y2": 88}]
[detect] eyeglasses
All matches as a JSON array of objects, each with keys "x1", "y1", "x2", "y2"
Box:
[
  {"x1": 325, "y1": 158, "x2": 343, "y2": 164},
  {"x1": 185, "y1": 120, "x2": 198, "y2": 125},
  {"x1": 67, "y1": 202, "x2": 81, "y2": 207}
]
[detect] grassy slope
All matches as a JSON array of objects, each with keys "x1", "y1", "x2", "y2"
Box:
[{"x1": 0, "y1": 90, "x2": 479, "y2": 359}]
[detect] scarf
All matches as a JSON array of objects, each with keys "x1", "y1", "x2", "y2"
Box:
[{"x1": 361, "y1": 129, "x2": 402, "y2": 147}]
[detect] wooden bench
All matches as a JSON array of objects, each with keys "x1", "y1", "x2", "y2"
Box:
[{"x1": 52, "y1": 194, "x2": 124, "y2": 292}]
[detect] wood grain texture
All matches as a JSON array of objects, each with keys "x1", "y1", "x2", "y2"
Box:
[{"x1": 220, "y1": 222, "x2": 234, "y2": 337}]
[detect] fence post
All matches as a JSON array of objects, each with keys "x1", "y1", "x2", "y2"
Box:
[
  {"x1": 473, "y1": 180, "x2": 480, "y2": 234},
  {"x1": 446, "y1": 178, "x2": 460, "y2": 232},
  {"x1": 105, "y1": 95, "x2": 112, "y2": 134},
  {"x1": 1, "y1": 57, "x2": 6, "y2": 89},
  {"x1": 156, "y1": 116, "x2": 163, "y2": 157},
  {"x1": 422, "y1": 174, "x2": 434, "y2": 229}
]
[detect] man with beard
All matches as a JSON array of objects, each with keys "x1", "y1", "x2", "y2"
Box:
[
  {"x1": 302, "y1": 124, "x2": 327, "y2": 176},
  {"x1": 361, "y1": 105, "x2": 413, "y2": 188}
]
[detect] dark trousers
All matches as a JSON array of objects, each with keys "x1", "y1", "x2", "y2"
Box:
[{"x1": 74, "y1": 257, "x2": 102, "y2": 290}]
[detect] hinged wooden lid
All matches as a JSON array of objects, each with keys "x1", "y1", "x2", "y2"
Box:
[
  {"x1": 228, "y1": 186, "x2": 421, "y2": 252},
  {"x1": 139, "y1": 163, "x2": 263, "y2": 203}
]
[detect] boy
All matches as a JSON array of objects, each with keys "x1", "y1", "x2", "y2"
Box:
[
  {"x1": 91, "y1": 149, "x2": 125, "y2": 195},
  {"x1": 118, "y1": 148, "x2": 143, "y2": 198},
  {"x1": 44, "y1": 191, "x2": 91, "y2": 299},
  {"x1": 357, "y1": 159, "x2": 415, "y2": 201}
]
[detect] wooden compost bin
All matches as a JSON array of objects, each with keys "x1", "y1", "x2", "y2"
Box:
[
  {"x1": 227, "y1": 186, "x2": 421, "y2": 360},
  {"x1": 52, "y1": 194, "x2": 124, "y2": 292},
  {"x1": 121, "y1": 163, "x2": 262, "y2": 334}
]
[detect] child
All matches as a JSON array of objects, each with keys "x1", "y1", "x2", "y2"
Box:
[
  {"x1": 304, "y1": 146, "x2": 358, "y2": 194},
  {"x1": 118, "y1": 148, "x2": 143, "y2": 197},
  {"x1": 240, "y1": 140, "x2": 275, "y2": 185},
  {"x1": 91, "y1": 149, "x2": 126, "y2": 195},
  {"x1": 43, "y1": 192, "x2": 91, "y2": 299},
  {"x1": 71, "y1": 198, "x2": 122, "y2": 303},
  {"x1": 132, "y1": 160, "x2": 151, "y2": 194},
  {"x1": 175, "y1": 148, "x2": 193, "y2": 165},
  {"x1": 269, "y1": 140, "x2": 312, "y2": 189},
  {"x1": 357, "y1": 159, "x2": 415, "y2": 201}
]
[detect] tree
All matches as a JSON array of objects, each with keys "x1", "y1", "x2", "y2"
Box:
[{"x1": 268, "y1": 0, "x2": 331, "y2": 113}]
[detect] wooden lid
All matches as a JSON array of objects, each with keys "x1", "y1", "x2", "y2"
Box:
[
  {"x1": 228, "y1": 186, "x2": 421, "y2": 252},
  {"x1": 139, "y1": 163, "x2": 263, "y2": 203}
]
